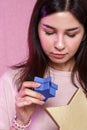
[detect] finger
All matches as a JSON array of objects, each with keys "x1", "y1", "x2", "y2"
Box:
[
  {"x1": 15, "y1": 97, "x2": 32, "y2": 107},
  {"x1": 28, "y1": 96, "x2": 45, "y2": 105},
  {"x1": 22, "y1": 81, "x2": 40, "y2": 89},
  {"x1": 18, "y1": 88, "x2": 45, "y2": 101},
  {"x1": 16, "y1": 96, "x2": 45, "y2": 107}
]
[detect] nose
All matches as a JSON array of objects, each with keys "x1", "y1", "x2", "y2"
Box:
[{"x1": 54, "y1": 34, "x2": 65, "y2": 50}]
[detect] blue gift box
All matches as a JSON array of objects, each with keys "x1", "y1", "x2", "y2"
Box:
[{"x1": 34, "y1": 76, "x2": 58, "y2": 101}]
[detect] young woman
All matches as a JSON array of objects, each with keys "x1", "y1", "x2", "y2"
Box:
[{"x1": 0, "y1": 0, "x2": 87, "y2": 129}]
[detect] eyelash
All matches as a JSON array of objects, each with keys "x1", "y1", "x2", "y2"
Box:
[
  {"x1": 45, "y1": 32, "x2": 55, "y2": 35},
  {"x1": 45, "y1": 31, "x2": 76, "y2": 38},
  {"x1": 67, "y1": 34, "x2": 76, "y2": 38}
]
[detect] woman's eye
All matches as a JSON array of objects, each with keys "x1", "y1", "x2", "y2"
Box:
[
  {"x1": 45, "y1": 31, "x2": 55, "y2": 35},
  {"x1": 67, "y1": 34, "x2": 76, "y2": 38}
]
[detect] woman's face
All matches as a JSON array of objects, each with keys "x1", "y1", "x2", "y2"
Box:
[{"x1": 38, "y1": 11, "x2": 84, "y2": 71}]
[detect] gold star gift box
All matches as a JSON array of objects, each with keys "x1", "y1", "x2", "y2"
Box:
[{"x1": 45, "y1": 88, "x2": 87, "y2": 130}]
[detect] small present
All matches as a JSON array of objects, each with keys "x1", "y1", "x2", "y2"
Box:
[{"x1": 34, "y1": 76, "x2": 58, "y2": 101}]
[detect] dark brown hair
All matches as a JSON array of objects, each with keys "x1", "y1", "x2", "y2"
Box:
[{"x1": 15, "y1": 0, "x2": 87, "y2": 95}]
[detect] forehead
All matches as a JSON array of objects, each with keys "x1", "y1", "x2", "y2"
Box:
[{"x1": 39, "y1": 11, "x2": 82, "y2": 29}]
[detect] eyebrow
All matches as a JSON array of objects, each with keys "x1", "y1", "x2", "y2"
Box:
[
  {"x1": 66, "y1": 27, "x2": 80, "y2": 31},
  {"x1": 42, "y1": 23, "x2": 80, "y2": 31},
  {"x1": 42, "y1": 24, "x2": 56, "y2": 30}
]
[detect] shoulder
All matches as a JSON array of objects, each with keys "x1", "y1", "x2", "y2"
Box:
[
  {"x1": 0, "y1": 69, "x2": 21, "y2": 97},
  {"x1": 0, "y1": 68, "x2": 21, "y2": 89},
  {"x1": 0, "y1": 69, "x2": 19, "y2": 81}
]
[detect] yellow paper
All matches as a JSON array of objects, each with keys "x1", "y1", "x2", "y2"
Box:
[{"x1": 46, "y1": 88, "x2": 87, "y2": 130}]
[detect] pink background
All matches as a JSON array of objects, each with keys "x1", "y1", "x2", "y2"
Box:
[{"x1": 0, "y1": 0, "x2": 36, "y2": 76}]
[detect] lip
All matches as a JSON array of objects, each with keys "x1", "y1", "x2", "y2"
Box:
[{"x1": 50, "y1": 53, "x2": 66, "y2": 59}]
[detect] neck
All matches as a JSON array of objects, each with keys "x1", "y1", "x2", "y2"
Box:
[{"x1": 49, "y1": 58, "x2": 75, "y2": 72}]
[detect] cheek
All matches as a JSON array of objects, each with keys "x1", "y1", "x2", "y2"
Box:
[
  {"x1": 41, "y1": 40, "x2": 50, "y2": 53},
  {"x1": 39, "y1": 35, "x2": 53, "y2": 51},
  {"x1": 69, "y1": 41, "x2": 81, "y2": 54}
]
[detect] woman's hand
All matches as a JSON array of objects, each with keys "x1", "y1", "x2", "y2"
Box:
[{"x1": 15, "y1": 81, "x2": 45, "y2": 125}]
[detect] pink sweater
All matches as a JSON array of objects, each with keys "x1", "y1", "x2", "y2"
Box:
[{"x1": 0, "y1": 68, "x2": 78, "y2": 130}]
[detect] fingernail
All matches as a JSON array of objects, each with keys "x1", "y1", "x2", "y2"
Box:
[
  {"x1": 41, "y1": 101, "x2": 45, "y2": 105},
  {"x1": 41, "y1": 95, "x2": 46, "y2": 100},
  {"x1": 35, "y1": 83, "x2": 41, "y2": 87}
]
